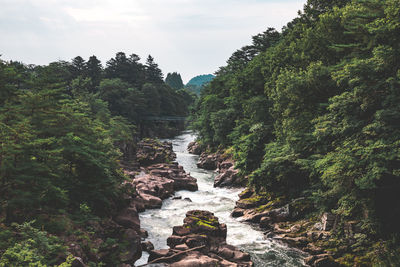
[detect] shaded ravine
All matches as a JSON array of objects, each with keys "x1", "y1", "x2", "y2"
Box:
[{"x1": 135, "y1": 132, "x2": 305, "y2": 266}]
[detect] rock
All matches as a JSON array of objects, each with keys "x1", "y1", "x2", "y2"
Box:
[
  {"x1": 174, "y1": 244, "x2": 190, "y2": 251},
  {"x1": 235, "y1": 199, "x2": 259, "y2": 209},
  {"x1": 304, "y1": 243, "x2": 325, "y2": 255},
  {"x1": 269, "y1": 204, "x2": 290, "y2": 222},
  {"x1": 259, "y1": 217, "x2": 271, "y2": 228},
  {"x1": 167, "y1": 235, "x2": 185, "y2": 248},
  {"x1": 120, "y1": 229, "x2": 142, "y2": 263},
  {"x1": 321, "y1": 212, "x2": 336, "y2": 231},
  {"x1": 197, "y1": 152, "x2": 220, "y2": 170},
  {"x1": 185, "y1": 235, "x2": 209, "y2": 248},
  {"x1": 145, "y1": 163, "x2": 198, "y2": 192},
  {"x1": 172, "y1": 196, "x2": 182, "y2": 200},
  {"x1": 135, "y1": 174, "x2": 174, "y2": 199},
  {"x1": 278, "y1": 236, "x2": 308, "y2": 247},
  {"x1": 148, "y1": 249, "x2": 173, "y2": 262},
  {"x1": 139, "y1": 229, "x2": 149, "y2": 238},
  {"x1": 141, "y1": 241, "x2": 155, "y2": 252},
  {"x1": 214, "y1": 167, "x2": 240, "y2": 188},
  {"x1": 147, "y1": 210, "x2": 253, "y2": 266},
  {"x1": 231, "y1": 208, "x2": 244, "y2": 217},
  {"x1": 314, "y1": 257, "x2": 338, "y2": 267},
  {"x1": 173, "y1": 226, "x2": 192, "y2": 236},
  {"x1": 187, "y1": 141, "x2": 202, "y2": 155},
  {"x1": 238, "y1": 188, "x2": 254, "y2": 199},
  {"x1": 305, "y1": 254, "x2": 338, "y2": 267},
  {"x1": 214, "y1": 160, "x2": 243, "y2": 188},
  {"x1": 242, "y1": 210, "x2": 270, "y2": 223},
  {"x1": 170, "y1": 254, "x2": 219, "y2": 267},
  {"x1": 183, "y1": 197, "x2": 192, "y2": 202},
  {"x1": 114, "y1": 207, "x2": 140, "y2": 230},
  {"x1": 218, "y1": 160, "x2": 234, "y2": 170},
  {"x1": 138, "y1": 192, "x2": 163, "y2": 209}
]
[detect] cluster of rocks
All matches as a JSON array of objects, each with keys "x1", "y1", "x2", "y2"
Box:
[
  {"x1": 147, "y1": 210, "x2": 253, "y2": 267},
  {"x1": 187, "y1": 141, "x2": 202, "y2": 155},
  {"x1": 191, "y1": 142, "x2": 243, "y2": 188},
  {"x1": 136, "y1": 139, "x2": 176, "y2": 166},
  {"x1": 196, "y1": 151, "x2": 222, "y2": 170},
  {"x1": 232, "y1": 189, "x2": 342, "y2": 267},
  {"x1": 125, "y1": 163, "x2": 198, "y2": 211},
  {"x1": 214, "y1": 160, "x2": 243, "y2": 188}
]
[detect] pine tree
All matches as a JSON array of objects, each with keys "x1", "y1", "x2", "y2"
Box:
[
  {"x1": 145, "y1": 55, "x2": 163, "y2": 83},
  {"x1": 165, "y1": 72, "x2": 184, "y2": 90}
]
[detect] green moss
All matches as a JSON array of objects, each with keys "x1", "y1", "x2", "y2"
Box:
[
  {"x1": 242, "y1": 195, "x2": 265, "y2": 204},
  {"x1": 256, "y1": 201, "x2": 275, "y2": 213},
  {"x1": 196, "y1": 220, "x2": 217, "y2": 229}
]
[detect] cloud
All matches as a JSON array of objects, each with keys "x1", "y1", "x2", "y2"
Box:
[{"x1": 0, "y1": 0, "x2": 306, "y2": 82}]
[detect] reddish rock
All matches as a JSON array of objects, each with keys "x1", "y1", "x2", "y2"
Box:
[
  {"x1": 137, "y1": 192, "x2": 162, "y2": 209},
  {"x1": 214, "y1": 160, "x2": 243, "y2": 188},
  {"x1": 147, "y1": 210, "x2": 253, "y2": 266},
  {"x1": 196, "y1": 152, "x2": 220, "y2": 170},
  {"x1": 170, "y1": 253, "x2": 219, "y2": 267},
  {"x1": 114, "y1": 207, "x2": 140, "y2": 230},
  {"x1": 187, "y1": 141, "x2": 202, "y2": 155}
]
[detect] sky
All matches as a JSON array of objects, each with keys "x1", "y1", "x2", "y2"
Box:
[{"x1": 0, "y1": 0, "x2": 306, "y2": 83}]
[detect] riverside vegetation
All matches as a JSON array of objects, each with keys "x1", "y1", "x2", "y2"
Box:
[
  {"x1": 0, "y1": 52, "x2": 195, "y2": 266},
  {"x1": 191, "y1": 0, "x2": 400, "y2": 266}
]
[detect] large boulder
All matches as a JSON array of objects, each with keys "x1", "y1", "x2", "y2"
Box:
[
  {"x1": 187, "y1": 141, "x2": 202, "y2": 155},
  {"x1": 147, "y1": 163, "x2": 198, "y2": 192},
  {"x1": 196, "y1": 152, "x2": 220, "y2": 170},
  {"x1": 214, "y1": 166, "x2": 240, "y2": 187}
]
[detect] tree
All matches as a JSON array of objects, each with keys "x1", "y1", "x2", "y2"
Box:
[
  {"x1": 69, "y1": 56, "x2": 86, "y2": 79},
  {"x1": 85, "y1": 55, "x2": 103, "y2": 92},
  {"x1": 145, "y1": 55, "x2": 163, "y2": 83},
  {"x1": 165, "y1": 72, "x2": 184, "y2": 90}
]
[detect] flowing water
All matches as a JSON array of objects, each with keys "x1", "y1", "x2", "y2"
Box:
[{"x1": 135, "y1": 132, "x2": 305, "y2": 266}]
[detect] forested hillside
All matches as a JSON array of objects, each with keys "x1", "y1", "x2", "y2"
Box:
[
  {"x1": 185, "y1": 74, "x2": 215, "y2": 95},
  {"x1": 192, "y1": 0, "x2": 400, "y2": 265},
  {"x1": 0, "y1": 52, "x2": 194, "y2": 266}
]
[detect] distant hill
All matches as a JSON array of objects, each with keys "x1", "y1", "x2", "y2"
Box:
[{"x1": 185, "y1": 74, "x2": 215, "y2": 95}]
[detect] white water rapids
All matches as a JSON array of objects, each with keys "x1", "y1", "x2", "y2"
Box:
[{"x1": 135, "y1": 132, "x2": 305, "y2": 266}]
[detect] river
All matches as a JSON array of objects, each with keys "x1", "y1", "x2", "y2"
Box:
[{"x1": 135, "y1": 131, "x2": 305, "y2": 266}]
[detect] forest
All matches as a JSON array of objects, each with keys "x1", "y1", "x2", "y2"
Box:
[
  {"x1": 0, "y1": 52, "x2": 194, "y2": 266},
  {"x1": 1, "y1": 0, "x2": 400, "y2": 265},
  {"x1": 191, "y1": 0, "x2": 400, "y2": 265}
]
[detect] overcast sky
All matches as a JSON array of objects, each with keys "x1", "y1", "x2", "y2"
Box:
[{"x1": 0, "y1": 0, "x2": 305, "y2": 83}]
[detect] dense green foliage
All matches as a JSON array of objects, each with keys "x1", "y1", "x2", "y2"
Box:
[
  {"x1": 0, "y1": 52, "x2": 194, "y2": 265},
  {"x1": 185, "y1": 74, "x2": 215, "y2": 95},
  {"x1": 165, "y1": 72, "x2": 184, "y2": 90},
  {"x1": 192, "y1": 0, "x2": 400, "y2": 264}
]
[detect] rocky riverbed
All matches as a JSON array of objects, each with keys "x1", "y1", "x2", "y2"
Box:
[{"x1": 136, "y1": 132, "x2": 305, "y2": 266}]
